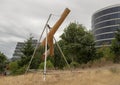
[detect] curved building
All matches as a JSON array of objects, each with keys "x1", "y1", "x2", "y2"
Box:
[{"x1": 92, "y1": 4, "x2": 120, "y2": 47}]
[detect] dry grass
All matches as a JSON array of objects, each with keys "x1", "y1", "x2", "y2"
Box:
[{"x1": 0, "y1": 64, "x2": 120, "y2": 85}]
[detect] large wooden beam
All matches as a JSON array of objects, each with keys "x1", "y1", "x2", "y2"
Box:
[{"x1": 42, "y1": 8, "x2": 71, "y2": 56}]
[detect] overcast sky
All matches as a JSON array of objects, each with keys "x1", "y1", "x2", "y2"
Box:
[{"x1": 0, "y1": 0, "x2": 120, "y2": 58}]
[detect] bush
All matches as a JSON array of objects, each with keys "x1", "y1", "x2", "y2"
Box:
[
  {"x1": 9, "y1": 61, "x2": 19, "y2": 74},
  {"x1": 70, "y1": 61, "x2": 79, "y2": 68},
  {"x1": 101, "y1": 46, "x2": 114, "y2": 61},
  {"x1": 39, "y1": 62, "x2": 44, "y2": 69},
  {"x1": 39, "y1": 60, "x2": 54, "y2": 70},
  {"x1": 9, "y1": 61, "x2": 27, "y2": 75},
  {"x1": 95, "y1": 48, "x2": 103, "y2": 60},
  {"x1": 110, "y1": 29, "x2": 120, "y2": 63},
  {"x1": 16, "y1": 65, "x2": 27, "y2": 75}
]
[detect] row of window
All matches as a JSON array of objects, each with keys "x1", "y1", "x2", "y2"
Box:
[
  {"x1": 95, "y1": 33, "x2": 115, "y2": 40},
  {"x1": 93, "y1": 6, "x2": 120, "y2": 19},
  {"x1": 93, "y1": 13, "x2": 120, "y2": 24},
  {"x1": 94, "y1": 19, "x2": 120, "y2": 29},
  {"x1": 94, "y1": 26, "x2": 119, "y2": 35},
  {"x1": 96, "y1": 40, "x2": 112, "y2": 46}
]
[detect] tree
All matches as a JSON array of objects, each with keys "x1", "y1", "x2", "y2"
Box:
[
  {"x1": 18, "y1": 36, "x2": 34, "y2": 67},
  {"x1": 53, "y1": 40, "x2": 66, "y2": 69},
  {"x1": 18, "y1": 36, "x2": 44, "y2": 69},
  {"x1": 111, "y1": 29, "x2": 120, "y2": 63},
  {"x1": 9, "y1": 36, "x2": 43, "y2": 75},
  {"x1": 0, "y1": 52, "x2": 7, "y2": 74},
  {"x1": 60, "y1": 22, "x2": 96, "y2": 64},
  {"x1": 30, "y1": 45, "x2": 44, "y2": 69}
]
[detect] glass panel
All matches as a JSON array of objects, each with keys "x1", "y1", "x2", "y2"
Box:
[
  {"x1": 95, "y1": 19, "x2": 120, "y2": 28},
  {"x1": 95, "y1": 13, "x2": 120, "y2": 23},
  {"x1": 94, "y1": 26, "x2": 118, "y2": 34},
  {"x1": 95, "y1": 33, "x2": 115, "y2": 40},
  {"x1": 94, "y1": 6, "x2": 120, "y2": 19},
  {"x1": 96, "y1": 40, "x2": 112, "y2": 46}
]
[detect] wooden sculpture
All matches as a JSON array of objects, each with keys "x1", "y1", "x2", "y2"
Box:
[{"x1": 41, "y1": 8, "x2": 70, "y2": 57}]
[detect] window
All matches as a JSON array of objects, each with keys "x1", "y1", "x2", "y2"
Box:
[
  {"x1": 94, "y1": 6, "x2": 120, "y2": 19},
  {"x1": 95, "y1": 13, "x2": 120, "y2": 23},
  {"x1": 94, "y1": 26, "x2": 118, "y2": 34},
  {"x1": 96, "y1": 40, "x2": 112, "y2": 46},
  {"x1": 95, "y1": 19, "x2": 120, "y2": 28},
  {"x1": 95, "y1": 33, "x2": 115, "y2": 40}
]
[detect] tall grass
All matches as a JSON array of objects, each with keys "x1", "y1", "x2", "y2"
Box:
[{"x1": 0, "y1": 65, "x2": 120, "y2": 85}]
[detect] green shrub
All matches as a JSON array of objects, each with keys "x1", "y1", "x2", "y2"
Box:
[
  {"x1": 9, "y1": 61, "x2": 19, "y2": 74},
  {"x1": 9, "y1": 61, "x2": 27, "y2": 75},
  {"x1": 47, "y1": 60, "x2": 54, "y2": 69},
  {"x1": 39, "y1": 60, "x2": 54, "y2": 70},
  {"x1": 70, "y1": 61, "x2": 79, "y2": 68},
  {"x1": 39, "y1": 62, "x2": 44, "y2": 69},
  {"x1": 110, "y1": 29, "x2": 120, "y2": 63},
  {"x1": 101, "y1": 46, "x2": 114, "y2": 61},
  {"x1": 16, "y1": 65, "x2": 27, "y2": 75}
]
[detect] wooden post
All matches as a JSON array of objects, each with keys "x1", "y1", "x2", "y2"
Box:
[{"x1": 41, "y1": 8, "x2": 71, "y2": 56}]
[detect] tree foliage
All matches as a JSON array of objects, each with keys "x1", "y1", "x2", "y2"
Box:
[
  {"x1": 9, "y1": 22, "x2": 114, "y2": 73},
  {"x1": 9, "y1": 61, "x2": 19, "y2": 74},
  {"x1": 111, "y1": 29, "x2": 120, "y2": 63},
  {"x1": 18, "y1": 36, "x2": 34, "y2": 67},
  {"x1": 30, "y1": 45, "x2": 44, "y2": 69},
  {"x1": 10, "y1": 36, "x2": 43, "y2": 75},
  {"x1": 60, "y1": 22, "x2": 96, "y2": 64},
  {"x1": 0, "y1": 52, "x2": 7, "y2": 73},
  {"x1": 53, "y1": 40, "x2": 66, "y2": 69}
]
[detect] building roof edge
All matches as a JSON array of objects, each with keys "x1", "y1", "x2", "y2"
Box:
[{"x1": 92, "y1": 4, "x2": 120, "y2": 18}]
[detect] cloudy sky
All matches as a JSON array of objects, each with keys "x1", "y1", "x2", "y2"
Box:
[{"x1": 0, "y1": 0, "x2": 120, "y2": 58}]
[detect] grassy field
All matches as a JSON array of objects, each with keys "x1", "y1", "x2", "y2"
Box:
[{"x1": 0, "y1": 64, "x2": 120, "y2": 85}]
